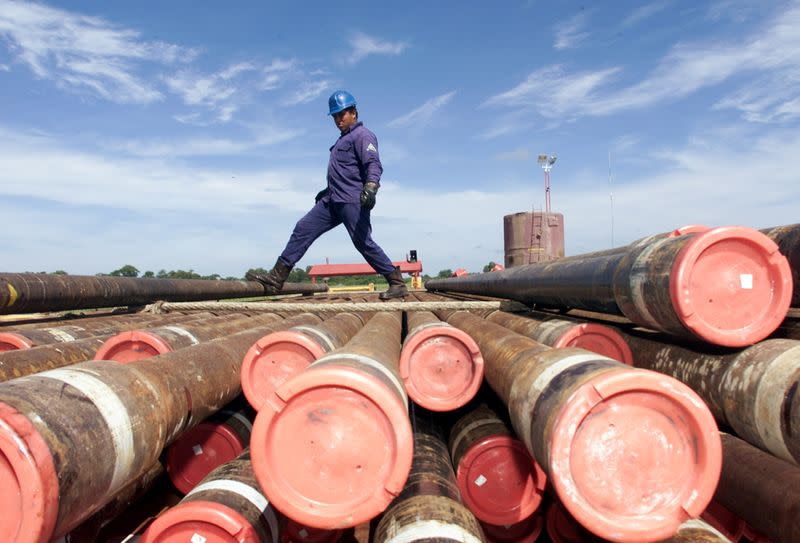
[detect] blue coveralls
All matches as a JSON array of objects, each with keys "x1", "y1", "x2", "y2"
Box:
[{"x1": 277, "y1": 121, "x2": 396, "y2": 276}]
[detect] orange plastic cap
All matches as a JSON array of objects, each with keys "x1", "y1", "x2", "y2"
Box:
[
  {"x1": 548, "y1": 369, "x2": 722, "y2": 542},
  {"x1": 166, "y1": 421, "x2": 247, "y2": 495},
  {"x1": 456, "y1": 435, "x2": 546, "y2": 525},
  {"x1": 551, "y1": 323, "x2": 634, "y2": 366},
  {"x1": 0, "y1": 333, "x2": 34, "y2": 351},
  {"x1": 481, "y1": 515, "x2": 543, "y2": 543},
  {"x1": 250, "y1": 366, "x2": 413, "y2": 529},
  {"x1": 399, "y1": 325, "x2": 484, "y2": 411},
  {"x1": 0, "y1": 402, "x2": 59, "y2": 543},
  {"x1": 141, "y1": 501, "x2": 260, "y2": 543},
  {"x1": 669, "y1": 226, "x2": 793, "y2": 347},
  {"x1": 93, "y1": 331, "x2": 173, "y2": 363},
  {"x1": 241, "y1": 331, "x2": 327, "y2": 411}
]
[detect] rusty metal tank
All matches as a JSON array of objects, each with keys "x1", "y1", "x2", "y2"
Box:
[{"x1": 504, "y1": 212, "x2": 565, "y2": 268}]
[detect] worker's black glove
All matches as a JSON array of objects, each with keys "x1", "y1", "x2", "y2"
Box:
[
  {"x1": 360, "y1": 182, "x2": 378, "y2": 211},
  {"x1": 314, "y1": 188, "x2": 329, "y2": 203}
]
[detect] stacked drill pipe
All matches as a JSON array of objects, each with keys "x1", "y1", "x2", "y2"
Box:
[
  {"x1": 0, "y1": 312, "x2": 222, "y2": 383},
  {"x1": 94, "y1": 312, "x2": 281, "y2": 362},
  {"x1": 483, "y1": 309, "x2": 634, "y2": 365},
  {"x1": 622, "y1": 330, "x2": 800, "y2": 465},
  {"x1": 142, "y1": 450, "x2": 280, "y2": 543},
  {"x1": 700, "y1": 501, "x2": 746, "y2": 543},
  {"x1": 449, "y1": 403, "x2": 546, "y2": 527},
  {"x1": 281, "y1": 519, "x2": 343, "y2": 543},
  {"x1": 711, "y1": 433, "x2": 800, "y2": 543},
  {"x1": 437, "y1": 310, "x2": 721, "y2": 542},
  {"x1": 0, "y1": 272, "x2": 327, "y2": 315},
  {"x1": 426, "y1": 226, "x2": 793, "y2": 347},
  {"x1": 479, "y1": 513, "x2": 543, "y2": 543},
  {"x1": 761, "y1": 223, "x2": 800, "y2": 306},
  {"x1": 0, "y1": 310, "x2": 210, "y2": 351},
  {"x1": 166, "y1": 403, "x2": 254, "y2": 494},
  {"x1": 399, "y1": 310, "x2": 484, "y2": 411},
  {"x1": 771, "y1": 316, "x2": 800, "y2": 340},
  {"x1": 241, "y1": 312, "x2": 368, "y2": 411},
  {"x1": 250, "y1": 312, "x2": 413, "y2": 529},
  {"x1": 373, "y1": 408, "x2": 484, "y2": 543},
  {"x1": 0, "y1": 312, "x2": 321, "y2": 542}
]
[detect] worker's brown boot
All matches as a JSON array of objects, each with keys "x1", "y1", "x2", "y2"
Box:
[
  {"x1": 379, "y1": 268, "x2": 408, "y2": 300},
  {"x1": 246, "y1": 260, "x2": 292, "y2": 294}
]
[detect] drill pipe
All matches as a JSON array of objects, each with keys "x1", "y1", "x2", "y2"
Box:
[
  {"x1": 373, "y1": 408, "x2": 484, "y2": 543},
  {"x1": 479, "y1": 514, "x2": 543, "y2": 543},
  {"x1": 700, "y1": 501, "x2": 745, "y2": 543},
  {"x1": 0, "y1": 311, "x2": 212, "y2": 351},
  {"x1": 426, "y1": 226, "x2": 793, "y2": 347},
  {"x1": 449, "y1": 403, "x2": 546, "y2": 525},
  {"x1": 0, "y1": 312, "x2": 321, "y2": 542},
  {"x1": 761, "y1": 223, "x2": 800, "y2": 306},
  {"x1": 251, "y1": 312, "x2": 413, "y2": 530},
  {"x1": 0, "y1": 312, "x2": 218, "y2": 382},
  {"x1": 241, "y1": 312, "x2": 367, "y2": 411},
  {"x1": 399, "y1": 310, "x2": 484, "y2": 411},
  {"x1": 712, "y1": 433, "x2": 800, "y2": 543},
  {"x1": 0, "y1": 272, "x2": 327, "y2": 315},
  {"x1": 165, "y1": 403, "x2": 254, "y2": 494},
  {"x1": 484, "y1": 310, "x2": 633, "y2": 365},
  {"x1": 623, "y1": 330, "x2": 800, "y2": 465},
  {"x1": 439, "y1": 310, "x2": 721, "y2": 543},
  {"x1": 771, "y1": 316, "x2": 800, "y2": 340},
  {"x1": 94, "y1": 312, "x2": 282, "y2": 362},
  {"x1": 142, "y1": 450, "x2": 280, "y2": 543}
]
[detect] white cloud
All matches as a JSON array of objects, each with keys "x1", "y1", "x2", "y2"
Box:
[
  {"x1": 387, "y1": 91, "x2": 456, "y2": 128},
  {"x1": 260, "y1": 58, "x2": 295, "y2": 90},
  {"x1": 348, "y1": 32, "x2": 409, "y2": 64},
  {"x1": 0, "y1": 63, "x2": 9, "y2": 72},
  {"x1": 0, "y1": 0, "x2": 197, "y2": 103},
  {"x1": 283, "y1": 80, "x2": 330, "y2": 106},
  {"x1": 554, "y1": 12, "x2": 590, "y2": 50},
  {"x1": 494, "y1": 148, "x2": 531, "y2": 161},
  {"x1": 621, "y1": 1, "x2": 669, "y2": 28}
]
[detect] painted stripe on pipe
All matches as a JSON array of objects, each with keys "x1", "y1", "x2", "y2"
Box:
[
  {"x1": 313, "y1": 352, "x2": 408, "y2": 405},
  {"x1": 44, "y1": 329, "x2": 76, "y2": 342},
  {"x1": 159, "y1": 325, "x2": 199, "y2": 345},
  {"x1": 187, "y1": 479, "x2": 278, "y2": 543},
  {"x1": 627, "y1": 237, "x2": 670, "y2": 331},
  {"x1": 516, "y1": 352, "x2": 608, "y2": 453},
  {"x1": 450, "y1": 417, "x2": 502, "y2": 464},
  {"x1": 37, "y1": 368, "x2": 135, "y2": 493},
  {"x1": 219, "y1": 409, "x2": 253, "y2": 433},
  {"x1": 292, "y1": 325, "x2": 336, "y2": 352},
  {"x1": 753, "y1": 346, "x2": 800, "y2": 463},
  {"x1": 384, "y1": 519, "x2": 482, "y2": 543},
  {"x1": 679, "y1": 518, "x2": 729, "y2": 539}
]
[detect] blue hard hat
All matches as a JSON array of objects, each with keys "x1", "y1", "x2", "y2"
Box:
[{"x1": 328, "y1": 90, "x2": 357, "y2": 115}]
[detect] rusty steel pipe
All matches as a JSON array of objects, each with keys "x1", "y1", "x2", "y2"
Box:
[
  {"x1": 94, "y1": 312, "x2": 281, "y2": 362},
  {"x1": 440, "y1": 310, "x2": 721, "y2": 543},
  {"x1": 480, "y1": 514, "x2": 543, "y2": 543},
  {"x1": 485, "y1": 309, "x2": 633, "y2": 365},
  {"x1": 624, "y1": 330, "x2": 800, "y2": 465},
  {"x1": 772, "y1": 316, "x2": 800, "y2": 340},
  {"x1": 761, "y1": 223, "x2": 800, "y2": 306},
  {"x1": 374, "y1": 408, "x2": 484, "y2": 543},
  {"x1": 0, "y1": 313, "x2": 320, "y2": 542},
  {"x1": 0, "y1": 272, "x2": 327, "y2": 315},
  {"x1": 142, "y1": 450, "x2": 280, "y2": 543},
  {"x1": 0, "y1": 311, "x2": 214, "y2": 351},
  {"x1": 165, "y1": 403, "x2": 255, "y2": 494},
  {"x1": 251, "y1": 312, "x2": 413, "y2": 530},
  {"x1": 241, "y1": 312, "x2": 367, "y2": 411},
  {"x1": 399, "y1": 310, "x2": 484, "y2": 411},
  {"x1": 427, "y1": 226, "x2": 793, "y2": 347},
  {"x1": 713, "y1": 433, "x2": 800, "y2": 543},
  {"x1": 449, "y1": 403, "x2": 546, "y2": 526},
  {"x1": 700, "y1": 501, "x2": 746, "y2": 543}
]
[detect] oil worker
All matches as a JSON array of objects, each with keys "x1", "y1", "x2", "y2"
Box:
[{"x1": 247, "y1": 90, "x2": 408, "y2": 300}]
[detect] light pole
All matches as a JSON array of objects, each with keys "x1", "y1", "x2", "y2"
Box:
[{"x1": 537, "y1": 153, "x2": 557, "y2": 214}]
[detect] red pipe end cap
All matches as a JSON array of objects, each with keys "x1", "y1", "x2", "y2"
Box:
[
  {"x1": 551, "y1": 323, "x2": 634, "y2": 366},
  {"x1": 456, "y1": 435, "x2": 546, "y2": 525},
  {"x1": 480, "y1": 515, "x2": 543, "y2": 543},
  {"x1": 0, "y1": 333, "x2": 34, "y2": 351},
  {"x1": 0, "y1": 402, "x2": 59, "y2": 543},
  {"x1": 250, "y1": 366, "x2": 413, "y2": 530},
  {"x1": 398, "y1": 326, "x2": 484, "y2": 411},
  {"x1": 241, "y1": 331, "x2": 327, "y2": 412},
  {"x1": 166, "y1": 421, "x2": 248, "y2": 495},
  {"x1": 548, "y1": 369, "x2": 722, "y2": 542},
  {"x1": 94, "y1": 330, "x2": 173, "y2": 363},
  {"x1": 141, "y1": 501, "x2": 261, "y2": 543},
  {"x1": 701, "y1": 501, "x2": 746, "y2": 542},
  {"x1": 670, "y1": 226, "x2": 793, "y2": 347},
  {"x1": 282, "y1": 519, "x2": 342, "y2": 543}
]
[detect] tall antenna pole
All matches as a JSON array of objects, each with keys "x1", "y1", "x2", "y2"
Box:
[
  {"x1": 537, "y1": 153, "x2": 558, "y2": 215},
  {"x1": 608, "y1": 151, "x2": 615, "y2": 247}
]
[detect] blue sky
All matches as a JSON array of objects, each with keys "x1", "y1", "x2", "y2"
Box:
[{"x1": 1, "y1": 0, "x2": 799, "y2": 277}]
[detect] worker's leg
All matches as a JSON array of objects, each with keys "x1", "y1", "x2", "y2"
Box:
[
  {"x1": 336, "y1": 203, "x2": 396, "y2": 275},
  {"x1": 278, "y1": 200, "x2": 341, "y2": 267}
]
